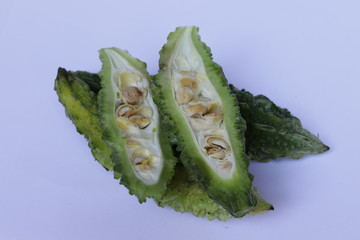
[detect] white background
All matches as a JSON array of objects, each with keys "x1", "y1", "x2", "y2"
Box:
[{"x1": 1, "y1": 0, "x2": 359, "y2": 239}]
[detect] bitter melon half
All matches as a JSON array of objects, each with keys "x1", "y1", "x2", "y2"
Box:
[
  {"x1": 153, "y1": 26, "x2": 257, "y2": 217},
  {"x1": 97, "y1": 48, "x2": 176, "y2": 202}
]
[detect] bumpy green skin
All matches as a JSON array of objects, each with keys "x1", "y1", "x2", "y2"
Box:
[
  {"x1": 153, "y1": 26, "x2": 257, "y2": 217},
  {"x1": 98, "y1": 48, "x2": 176, "y2": 202},
  {"x1": 154, "y1": 164, "x2": 273, "y2": 221},
  {"x1": 231, "y1": 86, "x2": 330, "y2": 162},
  {"x1": 54, "y1": 68, "x2": 113, "y2": 170}
]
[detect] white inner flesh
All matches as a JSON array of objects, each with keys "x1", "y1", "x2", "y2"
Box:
[
  {"x1": 168, "y1": 27, "x2": 235, "y2": 179},
  {"x1": 105, "y1": 49, "x2": 162, "y2": 184}
]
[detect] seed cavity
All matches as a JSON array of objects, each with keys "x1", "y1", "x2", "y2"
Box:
[{"x1": 173, "y1": 69, "x2": 234, "y2": 176}]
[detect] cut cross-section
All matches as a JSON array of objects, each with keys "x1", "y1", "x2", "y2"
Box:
[{"x1": 98, "y1": 48, "x2": 176, "y2": 202}]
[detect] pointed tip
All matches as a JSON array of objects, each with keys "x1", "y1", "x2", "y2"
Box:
[{"x1": 323, "y1": 144, "x2": 330, "y2": 152}]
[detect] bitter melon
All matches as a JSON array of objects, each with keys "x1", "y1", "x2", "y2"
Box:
[
  {"x1": 54, "y1": 68, "x2": 113, "y2": 170},
  {"x1": 98, "y1": 48, "x2": 176, "y2": 202},
  {"x1": 153, "y1": 26, "x2": 257, "y2": 217},
  {"x1": 231, "y1": 86, "x2": 329, "y2": 162},
  {"x1": 55, "y1": 69, "x2": 272, "y2": 220}
]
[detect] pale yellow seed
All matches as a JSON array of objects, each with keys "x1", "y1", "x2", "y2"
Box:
[
  {"x1": 206, "y1": 136, "x2": 231, "y2": 154},
  {"x1": 207, "y1": 147, "x2": 227, "y2": 159},
  {"x1": 204, "y1": 112, "x2": 223, "y2": 124},
  {"x1": 132, "y1": 106, "x2": 152, "y2": 118},
  {"x1": 132, "y1": 148, "x2": 155, "y2": 171},
  {"x1": 116, "y1": 118, "x2": 138, "y2": 135},
  {"x1": 119, "y1": 72, "x2": 141, "y2": 89},
  {"x1": 183, "y1": 103, "x2": 207, "y2": 117},
  {"x1": 176, "y1": 87, "x2": 194, "y2": 105},
  {"x1": 122, "y1": 86, "x2": 144, "y2": 105},
  {"x1": 189, "y1": 118, "x2": 215, "y2": 131},
  {"x1": 128, "y1": 115, "x2": 151, "y2": 129}
]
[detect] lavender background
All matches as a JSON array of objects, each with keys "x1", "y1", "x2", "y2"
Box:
[{"x1": 1, "y1": 0, "x2": 359, "y2": 239}]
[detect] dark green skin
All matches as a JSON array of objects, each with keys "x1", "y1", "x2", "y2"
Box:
[{"x1": 231, "y1": 86, "x2": 329, "y2": 162}]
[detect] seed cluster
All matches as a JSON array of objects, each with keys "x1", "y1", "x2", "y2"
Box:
[
  {"x1": 174, "y1": 71, "x2": 233, "y2": 172},
  {"x1": 115, "y1": 72, "x2": 158, "y2": 173}
]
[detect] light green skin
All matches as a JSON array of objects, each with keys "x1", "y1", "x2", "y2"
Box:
[
  {"x1": 153, "y1": 26, "x2": 257, "y2": 217},
  {"x1": 54, "y1": 68, "x2": 113, "y2": 170},
  {"x1": 98, "y1": 48, "x2": 176, "y2": 202}
]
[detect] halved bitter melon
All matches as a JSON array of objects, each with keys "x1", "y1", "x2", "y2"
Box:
[
  {"x1": 153, "y1": 26, "x2": 258, "y2": 217},
  {"x1": 98, "y1": 48, "x2": 176, "y2": 202},
  {"x1": 56, "y1": 69, "x2": 273, "y2": 220}
]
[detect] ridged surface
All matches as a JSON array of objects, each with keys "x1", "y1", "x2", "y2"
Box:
[
  {"x1": 98, "y1": 48, "x2": 176, "y2": 202},
  {"x1": 154, "y1": 164, "x2": 273, "y2": 221},
  {"x1": 54, "y1": 68, "x2": 113, "y2": 170},
  {"x1": 231, "y1": 86, "x2": 329, "y2": 162},
  {"x1": 153, "y1": 26, "x2": 259, "y2": 217}
]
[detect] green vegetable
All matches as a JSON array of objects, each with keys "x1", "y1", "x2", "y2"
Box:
[
  {"x1": 152, "y1": 26, "x2": 257, "y2": 217},
  {"x1": 54, "y1": 68, "x2": 113, "y2": 170},
  {"x1": 98, "y1": 48, "x2": 176, "y2": 202},
  {"x1": 231, "y1": 87, "x2": 329, "y2": 162}
]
